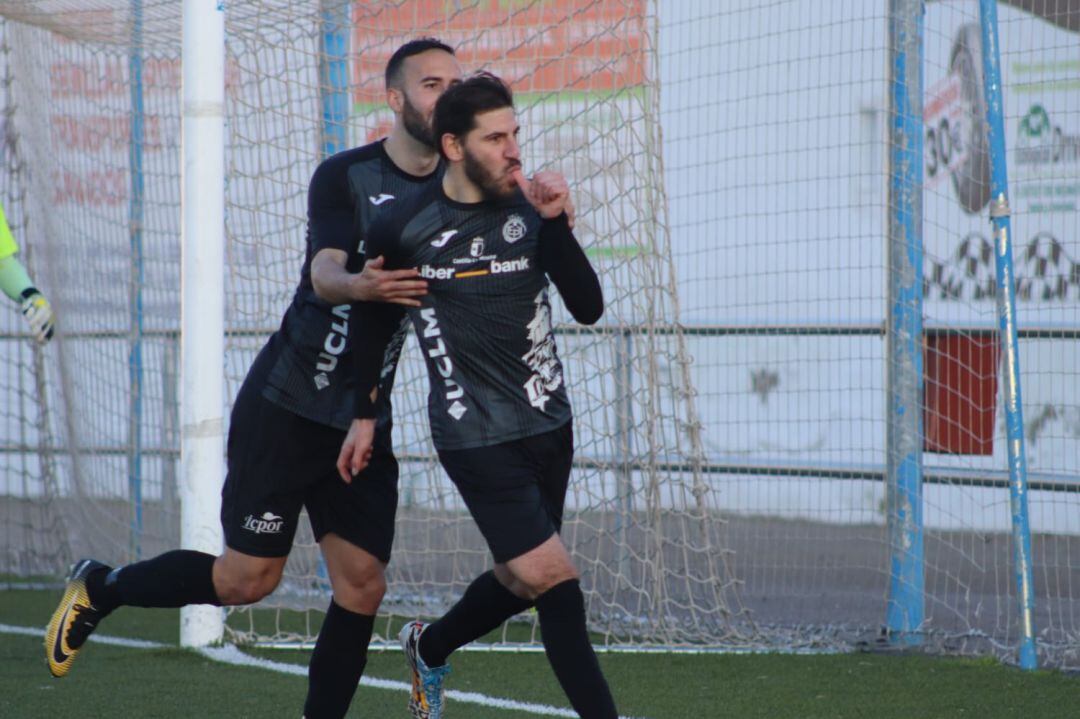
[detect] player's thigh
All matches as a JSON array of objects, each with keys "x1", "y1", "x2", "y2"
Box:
[
  {"x1": 319, "y1": 533, "x2": 387, "y2": 613},
  {"x1": 214, "y1": 547, "x2": 289, "y2": 602},
  {"x1": 220, "y1": 381, "x2": 331, "y2": 558},
  {"x1": 306, "y1": 440, "x2": 399, "y2": 566},
  {"x1": 503, "y1": 534, "x2": 578, "y2": 597},
  {"x1": 437, "y1": 426, "x2": 569, "y2": 565}
]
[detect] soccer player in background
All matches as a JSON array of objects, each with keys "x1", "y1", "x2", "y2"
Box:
[
  {"x1": 0, "y1": 201, "x2": 54, "y2": 343},
  {"x1": 339, "y1": 72, "x2": 617, "y2": 719},
  {"x1": 44, "y1": 38, "x2": 462, "y2": 719}
]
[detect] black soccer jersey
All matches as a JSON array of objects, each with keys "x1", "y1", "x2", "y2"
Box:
[
  {"x1": 351, "y1": 181, "x2": 603, "y2": 451},
  {"x1": 258, "y1": 140, "x2": 438, "y2": 432}
]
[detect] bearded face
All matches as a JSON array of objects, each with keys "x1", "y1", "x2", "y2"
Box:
[
  {"x1": 461, "y1": 141, "x2": 521, "y2": 201},
  {"x1": 401, "y1": 90, "x2": 436, "y2": 149}
]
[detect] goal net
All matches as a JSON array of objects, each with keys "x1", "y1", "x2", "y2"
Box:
[{"x1": 1, "y1": 0, "x2": 1077, "y2": 665}]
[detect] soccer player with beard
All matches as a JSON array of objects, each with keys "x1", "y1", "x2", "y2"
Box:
[
  {"x1": 339, "y1": 73, "x2": 617, "y2": 719},
  {"x1": 44, "y1": 39, "x2": 462, "y2": 719}
]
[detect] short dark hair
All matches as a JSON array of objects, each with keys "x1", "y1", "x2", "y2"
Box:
[
  {"x1": 385, "y1": 37, "x2": 455, "y2": 89},
  {"x1": 432, "y1": 72, "x2": 514, "y2": 158}
]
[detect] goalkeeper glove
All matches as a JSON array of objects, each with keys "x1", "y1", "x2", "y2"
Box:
[{"x1": 20, "y1": 287, "x2": 54, "y2": 344}]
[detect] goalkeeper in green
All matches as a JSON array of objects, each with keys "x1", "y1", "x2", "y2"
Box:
[{"x1": 0, "y1": 202, "x2": 54, "y2": 343}]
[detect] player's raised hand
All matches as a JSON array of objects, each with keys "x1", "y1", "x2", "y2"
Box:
[
  {"x1": 20, "y1": 289, "x2": 54, "y2": 344},
  {"x1": 337, "y1": 418, "x2": 375, "y2": 483},
  {"x1": 512, "y1": 168, "x2": 571, "y2": 220},
  {"x1": 354, "y1": 255, "x2": 428, "y2": 306}
]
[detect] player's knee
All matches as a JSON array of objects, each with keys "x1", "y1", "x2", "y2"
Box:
[
  {"x1": 215, "y1": 564, "x2": 283, "y2": 605},
  {"x1": 515, "y1": 561, "x2": 579, "y2": 598},
  {"x1": 493, "y1": 564, "x2": 533, "y2": 600},
  {"x1": 333, "y1": 570, "x2": 386, "y2": 614}
]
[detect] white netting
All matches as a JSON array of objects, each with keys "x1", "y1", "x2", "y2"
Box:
[{"x1": 1, "y1": 0, "x2": 1077, "y2": 666}]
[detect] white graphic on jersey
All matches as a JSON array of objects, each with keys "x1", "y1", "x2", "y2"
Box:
[
  {"x1": 368, "y1": 193, "x2": 395, "y2": 205},
  {"x1": 491, "y1": 257, "x2": 529, "y2": 274},
  {"x1": 314, "y1": 373, "x2": 330, "y2": 391},
  {"x1": 242, "y1": 512, "x2": 285, "y2": 535},
  {"x1": 315, "y1": 304, "x2": 350, "y2": 376},
  {"x1": 420, "y1": 307, "x2": 467, "y2": 420},
  {"x1": 431, "y1": 229, "x2": 458, "y2": 248},
  {"x1": 521, "y1": 289, "x2": 563, "y2": 411},
  {"x1": 502, "y1": 214, "x2": 527, "y2": 244},
  {"x1": 448, "y1": 401, "x2": 467, "y2": 420},
  {"x1": 469, "y1": 237, "x2": 485, "y2": 257},
  {"x1": 420, "y1": 264, "x2": 455, "y2": 279}
]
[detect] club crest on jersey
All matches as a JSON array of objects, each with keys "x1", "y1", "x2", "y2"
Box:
[
  {"x1": 470, "y1": 237, "x2": 485, "y2": 257},
  {"x1": 502, "y1": 214, "x2": 527, "y2": 244}
]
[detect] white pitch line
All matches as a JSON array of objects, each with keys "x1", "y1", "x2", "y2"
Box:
[
  {"x1": 200, "y1": 645, "x2": 581, "y2": 717},
  {"x1": 2, "y1": 624, "x2": 645, "y2": 718},
  {"x1": 1, "y1": 622, "x2": 163, "y2": 649}
]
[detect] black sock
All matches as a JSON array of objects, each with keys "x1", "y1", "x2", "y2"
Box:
[
  {"x1": 419, "y1": 570, "x2": 533, "y2": 668},
  {"x1": 535, "y1": 579, "x2": 617, "y2": 719},
  {"x1": 85, "y1": 565, "x2": 117, "y2": 614},
  {"x1": 92, "y1": 549, "x2": 221, "y2": 611},
  {"x1": 302, "y1": 600, "x2": 375, "y2": 719}
]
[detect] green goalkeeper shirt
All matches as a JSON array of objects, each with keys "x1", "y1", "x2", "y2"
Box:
[{"x1": 0, "y1": 202, "x2": 18, "y2": 260}]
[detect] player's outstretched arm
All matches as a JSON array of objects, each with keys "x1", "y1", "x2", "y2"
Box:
[
  {"x1": 0, "y1": 254, "x2": 55, "y2": 343},
  {"x1": 311, "y1": 249, "x2": 427, "y2": 306},
  {"x1": 306, "y1": 153, "x2": 427, "y2": 306}
]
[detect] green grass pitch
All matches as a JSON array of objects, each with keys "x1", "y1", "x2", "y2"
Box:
[{"x1": 2, "y1": 587, "x2": 1076, "y2": 718}]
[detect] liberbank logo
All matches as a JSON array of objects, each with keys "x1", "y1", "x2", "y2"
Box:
[
  {"x1": 419, "y1": 257, "x2": 531, "y2": 280},
  {"x1": 1016, "y1": 104, "x2": 1080, "y2": 166}
]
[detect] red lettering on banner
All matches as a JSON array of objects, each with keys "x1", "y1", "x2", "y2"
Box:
[
  {"x1": 351, "y1": 0, "x2": 646, "y2": 103},
  {"x1": 52, "y1": 115, "x2": 164, "y2": 152},
  {"x1": 52, "y1": 169, "x2": 127, "y2": 206},
  {"x1": 51, "y1": 56, "x2": 241, "y2": 99}
]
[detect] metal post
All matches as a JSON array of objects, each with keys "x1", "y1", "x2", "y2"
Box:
[
  {"x1": 320, "y1": 0, "x2": 349, "y2": 158},
  {"x1": 977, "y1": 0, "x2": 1037, "y2": 670},
  {"x1": 613, "y1": 329, "x2": 635, "y2": 584},
  {"x1": 162, "y1": 334, "x2": 179, "y2": 544},
  {"x1": 128, "y1": 0, "x2": 146, "y2": 562},
  {"x1": 885, "y1": 0, "x2": 925, "y2": 645},
  {"x1": 313, "y1": 0, "x2": 350, "y2": 591},
  {"x1": 180, "y1": 0, "x2": 226, "y2": 647}
]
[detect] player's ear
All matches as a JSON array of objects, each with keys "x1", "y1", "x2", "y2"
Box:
[
  {"x1": 442, "y1": 133, "x2": 464, "y2": 162},
  {"x1": 387, "y1": 86, "x2": 404, "y2": 114}
]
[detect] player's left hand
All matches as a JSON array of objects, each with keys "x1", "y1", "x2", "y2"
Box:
[
  {"x1": 20, "y1": 290, "x2": 54, "y2": 344},
  {"x1": 354, "y1": 255, "x2": 428, "y2": 306},
  {"x1": 337, "y1": 418, "x2": 375, "y2": 483},
  {"x1": 512, "y1": 169, "x2": 571, "y2": 220}
]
